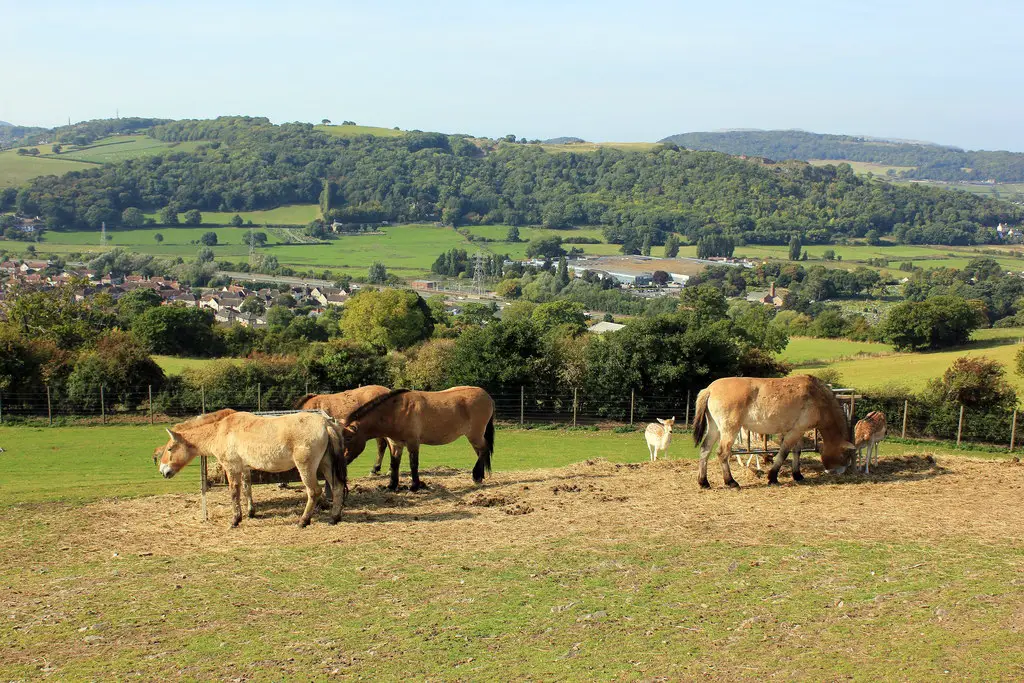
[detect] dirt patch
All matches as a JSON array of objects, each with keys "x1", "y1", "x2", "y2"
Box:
[{"x1": 468, "y1": 493, "x2": 512, "y2": 507}]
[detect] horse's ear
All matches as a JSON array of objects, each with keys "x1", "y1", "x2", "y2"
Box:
[{"x1": 166, "y1": 428, "x2": 180, "y2": 443}]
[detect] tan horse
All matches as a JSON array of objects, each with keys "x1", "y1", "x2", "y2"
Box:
[
  {"x1": 692, "y1": 375, "x2": 855, "y2": 489},
  {"x1": 854, "y1": 411, "x2": 887, "y2": 474},
  {"x1": 156, "y1": 409, "x2": 347, "y2": 527},
  {"x1": 341, "y1": 387, "x2": 495, "y2": 491},
  {"x1": 296, "y1": 386, "x2": 394, "y2": 473}
]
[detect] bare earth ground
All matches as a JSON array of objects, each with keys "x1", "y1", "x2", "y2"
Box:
[{"x1": 3, "y1": 454, "x2": 1024, "y2": 680}]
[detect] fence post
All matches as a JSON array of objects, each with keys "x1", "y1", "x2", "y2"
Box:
[
  {"x1": 901, "y1": 399, "x2": 908, "y2": 439},
  {"x1": 257, "y1": 383, "x2": 262, "y2": 412},
  {"x1": 100, "y1": 386, "x2": 106, "y2": 425},
  {"x1": 46, "y1": 385, "x2": 52, "y2": 427},
  {"x1": 1011, "y1": 410, "x2": 1018, "y2": 452},
  {"x1": 519, "y1": 386, "x2": 524, "y2": 426},
  {"x1": 685, "y1": 390, "x2": 691, "y2": 427},
  {"x1": 956, "y1": 405, "x2": 965, "y2": 447},
  {"x1": 629, "y1": 389, "x2": 635, "y2": 427},
  {"x1": 148, "y1": 385, "x2": 154, "y2": 425},
  {"x1": 201, "y1": 385, "x2": 206, "y2": 415},
  {"x1": 572, "y1": 388, "x2": 578, "y2": 427},
  {"x1": 305, "y1": 380, "x2": 309, "y2": 396},
  {"x1": 849, "y1": 394, "x2": 856, "y2": 441}
]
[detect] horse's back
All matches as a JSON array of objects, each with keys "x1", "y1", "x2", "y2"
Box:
[
  {"x1": 217, "y1": 412, "x2": 332, "y2": 471},
  {"x1": 706, "y1": 375, "x2": 835, "y2": 433},
  {"x1": 302, "y1": 386, "x2": 391, "y2": 420}
]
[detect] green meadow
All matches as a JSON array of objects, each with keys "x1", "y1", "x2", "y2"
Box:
[{"x1": 315, "y1": 123, "x2": 405, "y2": 138}]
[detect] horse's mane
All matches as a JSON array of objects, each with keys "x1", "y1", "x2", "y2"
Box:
[
  {"x1": 347, "y1": 388, "x2": 410, "y2": 423},
  {"x1": 175, "y1": 408, "x2": 236, "y2": 430},
  {"x1": 809, "y1": 377, "x2": 848, "y2": 437},
  {"x1": 293, "y1": 393, "x2": 318, "y2": 410}
]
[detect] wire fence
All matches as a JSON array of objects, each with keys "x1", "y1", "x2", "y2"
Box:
[{"x1": 1, "y1": 384, "x2": 1022, "y2": 453}]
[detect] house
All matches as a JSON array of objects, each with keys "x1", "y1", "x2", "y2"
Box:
[
  {"x1": 0, "y1": 261, "x2": 18, "y2": 274},
  {"x1": 20, "y1": 260, "x2": 49, "y2": 273},
  {"x1": 587, "y1": 321, "x2": 626, "y2": 334},
  {"x1": 311, "y1": 287, "x2": 348, "y2": 307},
  {"x1": 606, "y1": 271, "x2": 653, "y2": 286},
  {"x1": 411, "y1": 280, "x2": 441, "y2": 291},
  {"x1": 746, "y1": 282, "x2": 784, "y2": 308}
]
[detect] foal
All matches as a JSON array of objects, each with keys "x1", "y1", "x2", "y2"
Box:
[{"x1": 854, "y1": 411, "x2": 887, "y2": 474}]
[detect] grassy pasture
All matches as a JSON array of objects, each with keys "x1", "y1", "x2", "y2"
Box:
[
  {"x1": 152, "y1": 356, "x2": 241, "y2": 375},
  {"x1": 539, "y1": 141, "x2": 659, "y2": 154},
  {"x1": 141, "y1": 204, "x2": 320, "y2": 226},
  {"x1": 315, "y1": 124, "x2": 405, "y2": 138},
  {"x1": 54, "y1": 135, "x2": 204, "y2": 163},
  {"x1": 1, "y1": 424, "x2": 1022, "y2": 679},
  {"x1": 807, "y1": 159, "x2": 916, "y2": 176},
  {"x1": 778, "y1": 336, "x2": 893, "y2": 364},
  {"x1": 0, "y1": 149, "x2": 97, "y2": 187}
]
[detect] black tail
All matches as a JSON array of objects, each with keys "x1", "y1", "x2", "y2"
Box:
[
  {"x1": 327, "y1": 423, "x2": 347, "y2": 498},
  {"x1": 692, "y1": 389, "x2": 710, "y2": 446},
  {"x1": 472, "y1": 415, "x2": 495, "y2": 483}
]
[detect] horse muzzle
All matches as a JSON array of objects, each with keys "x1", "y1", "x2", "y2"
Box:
[{"x1": 159, "y1": 463, "x2": 176, "y2": 478}]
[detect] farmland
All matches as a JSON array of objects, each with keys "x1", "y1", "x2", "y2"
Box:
[
  {"x1": 1, "y1": 424, "x2": 1022, "y2": 679},
  {"x1": 777, "y1": 336, "x2": 893, "y2": 364},
  {"x1": 315, "y1": 123, "x2": 405, "y2": 138},
  {"x1": 140, "y1": 204, "x2": 321, "y2": 226},
  {"x1": 807, "y1": 159, "x2": 916, "y2": 176},
  {"x1": 539, "y1": 141, "x2": 660, "y2": 154},
  {"x1": 0, "y1": 135, "x2": 205, "y2": 188}
]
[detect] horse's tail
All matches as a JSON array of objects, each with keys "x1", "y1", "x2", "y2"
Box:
[
  {"x1": 326, "y1": 421, "x2": 348, "y2": 496},
  {"x1": 473, "y1": 414, "x2": 495, "y2": 483},
  {"x1": 692, "y1": 388, "x2": 710, "y2": 446},
  {"x1": 294, "y1": 393, "x2": 317, "y2": 410}
]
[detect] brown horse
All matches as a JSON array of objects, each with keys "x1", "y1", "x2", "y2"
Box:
[
  {"x1": 692, "y1": 375, "x2": 855, "y2": 489},
  {"x1": 341, "y1": 387, "x2": 495, "y2": 491},
  {"x1": 296, "y1": 386, "x2": 394, "y2": 472},
  {"x1": 156, "y1": 409, "x2": 347, "y2": 527}
]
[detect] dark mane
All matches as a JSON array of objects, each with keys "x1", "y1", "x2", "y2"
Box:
[
  {"x1": 175, "y1": 408, "x2": 236, "y2": 430},
  {"x1": 808, "y1": 376, "x2": 849, "y2": 437},
  {"x1": 293, "y1": 393, "x2": 318, "y2": 409},
  {"x1": 347, "y1": 388, "x2": 410, "y2": 423}
]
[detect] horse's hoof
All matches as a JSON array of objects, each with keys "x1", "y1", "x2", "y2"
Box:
[
  {"x1": 792, "y1": 472, "x2": 804, "y2": 482},
  {"x1": 231, "y1": 518, "x2": 241, "y2": 528},
  {"x1": 726, "y1": 480, "x2": 741, "y2": 490},
  {"x1": 247, "y1": 509, "x2": 256, "y2": 518},
  {"x1": 767, "y1": 476, "x2": 779, "y2": 486},
  {"x1": 371, "y1": 468, "x2": 381, "y2": 476},
  {"x1": 329, "y1": 515, "x2": 342, "y2": 525},
  {"x1": 298, "y1": 518, "x2": 311, "y2": 528},
  {"x1": 410, "y1": 481, "x2": 429, "y2": 492},
  {"x1": 386, "y1": 485, "x2": 399, "y2": 493},
  {"x1": 698, "y1": 480, "x2": 711, "y2": 489}
]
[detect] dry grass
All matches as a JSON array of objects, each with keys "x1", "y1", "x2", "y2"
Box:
[{"x1": 3, "y1": 454, "x2": 1024, "y2": 679}]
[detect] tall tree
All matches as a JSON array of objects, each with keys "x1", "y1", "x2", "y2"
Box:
[{"x1": 788, "y1": 235, "x2": 802, "y2": 261}]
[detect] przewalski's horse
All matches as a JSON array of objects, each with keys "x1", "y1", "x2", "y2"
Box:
[
  {"x1": 644, "y1": 417, "x2": 675, "y2": 462},
  {"x1": 854, "y1": 411, "x2": 887, "y2": 474},
  {"x1": 295, "y1": 386, "x2": 394, "y2": 472},
  {"x1": 692, "y1": 375, "x2": 855, "y2": 489},
  {"x1": 156, "y1": 409, "x2": 347, "y2": 527},
  {"x1": 341, "y1": 387, "x2": 495, "y2": 492}
]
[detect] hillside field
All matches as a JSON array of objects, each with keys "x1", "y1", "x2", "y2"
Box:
[
  {"x1": 807, "y1": 159, "x2": 916, "y2": 176},
  {"x1": 1, "y1": 424, "x2": 1022, "y2": 679},
  {"x1": 315, "y1": 124, "x2": 405, "y2": 138},
  {"x1": 0, "y1": 135, "x2": 204, "y2": 188},
  {"x1": 141, "y1": 204, "x2": 321, "y2": 226}
]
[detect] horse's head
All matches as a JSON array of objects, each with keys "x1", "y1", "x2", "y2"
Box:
[
  {"x1": 157, "y1": 428, "x2": 197, "y2": 478},
  {"x1": 340, "y1": 421, "x2": 367, "y2": 464},
  {"x1": 657, "y1": 416, "x2": 676, "y2": 432},
  {"x1": 820, "y1": 438, "x2": 857, "y2": 473}
]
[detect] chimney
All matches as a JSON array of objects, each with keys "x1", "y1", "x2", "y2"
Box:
[{"x1": 770, "y1": 281, "x2": 776, "y2": 298}]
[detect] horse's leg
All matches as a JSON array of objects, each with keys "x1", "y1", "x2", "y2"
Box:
[
  {"x1": 321, "y1": 453, "x2": 346, "y2": 525},
  {"x1": 388, "y1": 443, "x2": 405, "y2": 492},
  {"x1": 767, "y1": 432, "x2": 803, "y2": 485},
  {"x1": 409, "y1": 444, "x2": 427, "y2": 492},
  {"x1": 225, "y1": 469, "x2": 243, "y2": 528},
  {"x1": 697, "y1": 417, "x2": 719, "y2": 489},
  {"x1": 295, "y1": 457, "x2": 322, "y2": 528},
  {"x1": 372, "y1": 437, "x2": 389, "y2": 475},
  {"x1": 243, "y1": 468, "x2": 255, "y2": 518},
  {"x1": 792, "y1": 449, "x2": 803, "y2": 482},
  {"x1": 717, "y1": 432, "x2": 740, "y2": 489},
  {"x1": 317, "y1": 457, "x2": 333, "y2": 509}
]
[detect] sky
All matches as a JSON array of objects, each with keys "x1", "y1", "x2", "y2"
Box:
[{"x1": 2, "y1": 0, "x2": 1023, "y2": 151}]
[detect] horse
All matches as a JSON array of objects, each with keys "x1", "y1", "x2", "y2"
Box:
[
  {"x1": 341, "y1": 387, "x2": 495, "y2": 492},
  {"x1": 156, "y1": 409, "x2": 347, "y2": 527},
  {"x1": 692, "y1": 375, "x2": 855, "y2": 489},
  {"x1": 854, "y1": 411, "x2": 887, "y2": 474},
  {"x1": 644, "y1": 417, "x2": 675, "y2": 462},
  {"x1": 295, "y1": 386, "x2": 395, "y2": 473}
]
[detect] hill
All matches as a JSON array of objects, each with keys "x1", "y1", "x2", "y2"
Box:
[
  {"x1": 542, "y1": 136, "x2": 586, "y2": 144},
  {"x1": 3, "y1": 116, "x2": 1022, "y2": 252},
  {"x1": 659, "y1": 129, "x2": 1024, "y2": 183}
]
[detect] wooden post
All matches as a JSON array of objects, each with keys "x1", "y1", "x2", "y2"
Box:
[
  {"x1": 148, "y1": 385, "x2": 154, "y2": 424},
  {"x1": 100, "y1": 386, "x2": 106, "y2": 424},
  {"x1": 1011, "y1": 410, "x2": 1018, "y2": 452},
  {"x1": 257, "y1": 383, "x2": 262, "y2": 412},
  {"x1": 305, "y1": 380, "x2": 309, "y2": 396},
  {"x1": 901, "y1": 399, "x2": 908, "y2": 439},
  {"x1": 46, "y1": 385, "x2": 52, "y2": 427},
  {"x1": 572, "y1": 388, "x2": 578, "y2": 427},
  {"x1": 763, "y1": 433, "x2": 768, "y2": 453},
  {"x1": 746, "y1": 430, "x2": 751, "y2": 451},
  {"x1": 200, "y1": 455, "x2": 209, "y2": 522},
  {"x1": 519, "y1": 386, "x2": 524, "y2": 426},
  {"x1": 956, "y1": 405, "x2": 965, "y2": 447},
  {"x1": 685, "y1": 390, "x2": 691, "y2": 427},
  {"x1": 629, "y1": 389, "x2": 635, "y2": 427},
  {"x1": 201, "y1": 385, "x2": 206, "y2": 415}
]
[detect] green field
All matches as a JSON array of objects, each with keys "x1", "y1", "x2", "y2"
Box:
[
  {"x1": 152, "y1": 356, "x2": 241, "y2": 375},
  {"x1": 140, "y1": 203, "x2": 321, "y2": 226},
  {"x1": 539, "y1": 141, "x2": 659, "y2": 154},
  {"x1": 0, "y1": 135, "x2": 206, "y2": 188},
  {"x1": 778, "y1": 336, "x2": 893, "y2": 364},
  {"x1": 1, "y1": 424, "x2": 1022, "y2": 679},
  {"x1": 807, "y1": 159, "x2": 916, "y2": 176},
  {"x1": 315, "y1": 123, "x2": 405, "y2": 138}
]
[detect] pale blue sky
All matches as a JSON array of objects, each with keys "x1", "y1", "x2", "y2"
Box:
[{"x1": 2, "y1": 0, "x2": 1022, "y2": 150}]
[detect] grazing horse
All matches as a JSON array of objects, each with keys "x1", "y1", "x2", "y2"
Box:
[
  {"x1": 854, "y1": 411, "x2": 887, "y2": 474},
  {"x1": 341, "y1": 387, "x2": 495, "y2": 492},
  {"x1": 156, "y1": 409, "x2": 347, "y2": 527},
  {"x1": 296, "y1": 386, "x2": 395, "y2": 473},
  {"x1": 692, "y1": 375, "x2": 855, "y2": 489},
  {"x1": 644, "y1": 417, "x2": 675, "y2": 462}
]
